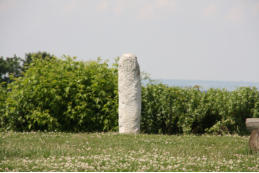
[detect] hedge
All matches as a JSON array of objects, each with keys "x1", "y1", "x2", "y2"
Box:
[
  {"x1": 0, "y1": 55, "x2": 258, "y2": 134},
  {"x1": 2, "y1": 56, "x2": 118, "y2": 132},
  {"x1": 141, "y1": 84, "x2": 259, "y2": 135}
]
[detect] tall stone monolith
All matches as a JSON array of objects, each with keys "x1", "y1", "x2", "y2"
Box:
[{"x1": 118, "y1": 53, "x2": 141, "y2": 134}]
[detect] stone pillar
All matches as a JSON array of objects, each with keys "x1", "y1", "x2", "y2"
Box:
[
  {"x1": 118, "y1": 53, "x2": 141, "y2": 134},
  {"x1": 249, "y1": 129, "x2": 259, "y2": 152}
]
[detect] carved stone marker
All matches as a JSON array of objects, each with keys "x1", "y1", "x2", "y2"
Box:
[
  {"x1": 249, "y1": 129, "x2": 259, "y2": 152},
  {"x1": 246, "y1": 118, "x2": 259, "y2": 132},
  {"x1": 246, "y1": 118, "x2": 259, "y2": 151},
  {"x1": 118, "y1": 53, "x2": 141, "y2": 134}
]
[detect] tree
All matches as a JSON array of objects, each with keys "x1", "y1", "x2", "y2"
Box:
[
  {"x1": 0, "y1": 52, "x2": 55, "y2": 85},
  {"x1": 0, "y1": 55, "x2": 23, "y2": 84},
  {"x1": 23, "y1": 51, "x2": 55, "y2": 69}
]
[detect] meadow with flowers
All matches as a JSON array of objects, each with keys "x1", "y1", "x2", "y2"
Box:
[{"x1": 0, "y1": 132, "x2": 259, "y2": 172}]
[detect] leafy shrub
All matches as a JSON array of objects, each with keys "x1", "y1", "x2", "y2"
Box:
[
  {"x1": 1, "y1": 53, "x2": 258, "y2": 134},
  {"x1": 4, "y1": 56, "x2": 118, "y2": 132},
  {"x1": 141, "y1": 83, "x2": 259, "y2": 135},
  {"x1": 0, "y1": 83, "x2": 7, "y2": 129}
]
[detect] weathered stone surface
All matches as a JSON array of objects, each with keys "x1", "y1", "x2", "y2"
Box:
[
  {"x1": 249, "y1": 129, "x2": 259, "y2": 152},
  {"x1": 246, "y1": 118, "x2": 259, "y2": 132},
  {"x1": 118, "y1": 53, "x2": 141, "y2": 134}
]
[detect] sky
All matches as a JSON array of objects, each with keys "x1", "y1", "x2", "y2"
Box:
[{"x1": 0, "y1": 0, "x2": 259, "y2": 82}]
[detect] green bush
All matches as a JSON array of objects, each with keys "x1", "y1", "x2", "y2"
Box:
[
  {"x1": 4, "y1": 56, "x2": 118, "y2": 132},
  {"x1": 141, "y1": 83, "x2": 259, "y2": 135},
  {"x1": 1, "y1": 53, "x2": 258, "y2": 134},
  {"x1": 0, "y1": 83, "x2": 7, "y2": 129}
]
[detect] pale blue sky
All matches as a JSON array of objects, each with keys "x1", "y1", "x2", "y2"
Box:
[{"x1": 1, "y1": 0, "x2": 259, "y2": 82}]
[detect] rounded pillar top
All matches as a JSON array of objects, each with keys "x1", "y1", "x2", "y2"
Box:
[{"x1": 121, "y1": 53, "x2": 137, "y2": 59}]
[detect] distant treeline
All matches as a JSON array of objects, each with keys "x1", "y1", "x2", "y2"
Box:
[
  {"x1": 157, "y1": 79, "x2": 259, "y2": 92},
  {"x1": 0, "y1": 52, "x2": 53, "y2": 85},
  {"x1": 0, "y1": 52, "x2": 258, "y2": 134}
]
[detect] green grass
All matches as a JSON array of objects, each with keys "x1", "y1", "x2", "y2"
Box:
[{"x1": 0, "y1": 132, "x2": 258, "y2": 171}]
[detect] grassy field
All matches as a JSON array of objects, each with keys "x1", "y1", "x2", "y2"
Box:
[{"x1": 0, "y1": 132, "x2": 258, "y2": 172}]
